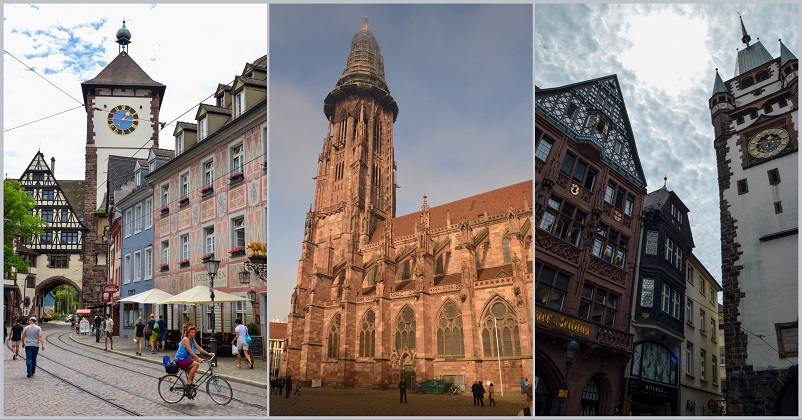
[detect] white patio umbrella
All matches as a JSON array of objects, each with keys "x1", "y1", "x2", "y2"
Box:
[
  {"x1": 118, "y1": 288, "x2": 175, "y2": 304},
  {"x1": 157, "y1": 285, "x2": 247, "y2": 305}
]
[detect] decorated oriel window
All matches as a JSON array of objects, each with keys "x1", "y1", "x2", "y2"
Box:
[{"x1": 631, "y1": 342, "x2": 678, "y2": 385}]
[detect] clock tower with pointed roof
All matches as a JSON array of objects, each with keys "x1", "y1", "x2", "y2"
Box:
[
  {"x1": 709, "y1": 16, "x2": 798, "y2": 416},
  {"x1": 81, "y1": 21, "x2": 166, "y2": 308}
]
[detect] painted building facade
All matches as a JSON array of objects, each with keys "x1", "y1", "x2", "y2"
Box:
[
  {"x1": 280, "y1": 20, "x2": 533, "y2": 391},
  {"x1": 709, "y1": 17, "x2": 798, "y2": 416},
  {"x1": 147, "y1": 55, "x2": 267, "y2": 334},
  {"x1": 535, "y1": 74, "x2": 647, "y2": 416}
]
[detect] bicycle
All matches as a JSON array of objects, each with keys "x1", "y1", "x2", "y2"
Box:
[
  {"x1": 158, "y1": 354, "x2": 233, "y2": 405},
  {"x1": 412, "y1": 384, "x2": 424, "y2": 394},
  {"x1": 449, "y1": 384, "x2": 463, "y2": 395}
]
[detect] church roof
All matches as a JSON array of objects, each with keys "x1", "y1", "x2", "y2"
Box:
[
  {"x1": 734, "y1": 41, "x2": 775, "y2": 76},
  {"x1": 371, "y1": 180, "x2": 532, "y2": 244},
  {"x1": 81, "y1": 52, "x2": 166, "y2": 103}
]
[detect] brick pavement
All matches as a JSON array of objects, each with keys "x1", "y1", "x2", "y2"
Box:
[
  {"x1": 69, "y1": 328, "x2": 267, "y2": 389},
  {"x1": 269, "y1": 386, "x2": 532, "y2": 416}
]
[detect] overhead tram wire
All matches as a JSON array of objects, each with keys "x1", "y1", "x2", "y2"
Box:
[
  {"x1": 4, "y1": 49, "x2": 84, "y2": 107},
  {"x1": 4, "y1": 105, "x2": 84, "y2": 133}
]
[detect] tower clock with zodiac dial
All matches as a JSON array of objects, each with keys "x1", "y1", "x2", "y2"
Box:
[{"x1": 107, "y1": 104, "x2": 140, "y2": 135}]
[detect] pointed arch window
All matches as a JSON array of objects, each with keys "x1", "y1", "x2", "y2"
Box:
[
  {"x1": 502, "y1": 237, "x2": 511, "y2": 263},
  {"x1": 579, "y1": 378, "x2": 600, "y2": 416},
  {"x1": 397, "y1": 260, "x2": 411, "y2": 280},
  {"x1": 435, "y1": 255, "x2": 444, "y2": 275},
  {"x1": 366, "y1": 266, "x2": 377, "y2": 287},
  {"x1": 481, "y1": 300, "x2": 521, "y2": 357},
  {"x1": 327, "y1": 313, "x2": 341, "y2": 359},
  {"x1": 359, "y1": 309, "x2": 376, "y2": 358},
  {"x1": 395, "y1": 305, "x2": 416, "y2": 350},
  {"x1": 436, "y1": 300, "x2": 464, "y2": 357}
]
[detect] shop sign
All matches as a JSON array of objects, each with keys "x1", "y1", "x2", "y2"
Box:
[
  {"x1": 776, "y1": 321, "x2": 798, "y2": 357},
  {"x1": 558, "y1": 389, "x2": 568, "y2": 398},
  {"x1": 628, "y1": 378, "x2": 676, "y2": 400},
  {"x1": 535, "y1": 308, "x2": 590, "y2": 336}
]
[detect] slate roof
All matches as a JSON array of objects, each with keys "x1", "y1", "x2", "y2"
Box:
[
  {"x1": 59, "y1": 180, "x2": 86, "y2": 216},
  {"x1": 81, "y1": 53, "x2": 166, "y2": 102},
  {"x1": 236, "y1": 76, "x2": 267, "y2": 88},
  {"x1": 177, "y1": 122, "x2": 197, "y2": 131},
  {"x1": 780, "y1": 39, "x2": 798, "y2": 66},
  {"x1": 106, "y1": 155, "x2": 138, "y2": 207},
  {"x1": 734, "y1": 41, "x2": 775, "y2": 76},
  {"x1": 199, "y1": 104, "x2": 231, "y2": 115},
  {"x1": 369, "y1": 180, "x2": 532, "y2": 244},
  {"x1": 712, "y1": 69, "x2": 728, "y2": 96},
  {"x1": 642, "y1": 186, "x2": 671, "y2": 212},
  {"x1": 150, "y1": 148, "x2": 176, "y2": 159}
]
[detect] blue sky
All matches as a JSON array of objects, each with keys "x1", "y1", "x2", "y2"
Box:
[
  {"x1": 535, "y1": 3, "x2": 799, "y2": 297},
  {"x1": 268, "y1": 4, "x2": 533, "y2": 320},
  {"x1": 3, "y1": 4, "x2": 267, "y2": 185}
]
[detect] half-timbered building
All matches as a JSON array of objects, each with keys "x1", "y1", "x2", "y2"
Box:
[
  {"x1": 11, "y1": 152, "x2": 88, "y2": 321},
  {"x1": 535, "y1": 75, "x2": 647, "y2": 416}
]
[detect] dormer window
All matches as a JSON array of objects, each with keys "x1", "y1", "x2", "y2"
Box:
[
  {"x1": 199, "y1": 118, "x2": 207, "y2": 140},
  {"x1": 149, "y1": 161, "x2": 155, "y2": 173},
  {"x1": 135, "y1": 170, "x2": 141, "y2": 187},
  {"x1": 234, "y1": 92, "x2": 244, "y2": 117},
  {"x1": 176, "y1": 133, "x2": 184, "y2": 154},
  {"x1": 217, "y1": 96, "x2": 225, "y2": 107}
]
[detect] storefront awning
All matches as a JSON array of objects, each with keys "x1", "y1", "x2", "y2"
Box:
[{"x1": 76, "y1": 309, "x2": 92, "y2": 314}]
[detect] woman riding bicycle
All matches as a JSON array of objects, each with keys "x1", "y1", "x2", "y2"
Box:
[{"x1": 174, "y1": 326, "x2": 213, "y2": 389}]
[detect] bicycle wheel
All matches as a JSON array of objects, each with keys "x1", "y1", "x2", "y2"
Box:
[
  {"x1": 207, "y1": 375, "x2": 233, "y2": 405},
  {"x1": 158, "y1": 374, "x2": 186, "y2": 404}
]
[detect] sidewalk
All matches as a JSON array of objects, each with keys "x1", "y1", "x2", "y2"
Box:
[{"x1": 69, "y1": 330, "x2": 267, "y2": 389}]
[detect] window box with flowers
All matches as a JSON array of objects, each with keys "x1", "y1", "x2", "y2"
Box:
[
  {"x1": 160, "y1": 205, "x2": 170, "y2": 216},
  {"x1": 178, "y1": 259, "x2": 190, "y2": 268},
  {"x1": 230, "y1": 246, "x2": 246, "y2": 257},
  {"x1": 159, "y1": 263, "x2": 169, "y2": 272},
  {"x1": 200, "y1": 184, "x2": 214, "y2": 198},
  {"x1": 200, "y1": 253, "x2": 214, "y2": 263},
  {"x1": 229, "y1": 171, "x2": 244, "y2": 184},
  {"x1": 179, "y1": 196, "x2": 190, "y2": 207}
]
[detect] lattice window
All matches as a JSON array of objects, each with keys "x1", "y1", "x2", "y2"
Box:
[
  {"x1": 481, "y1": 300, "x2": 521, "y2": 357},
  {"x1": 359, "y1": 309, "x2": 376, "y2": 358},
  {"x1": 327, "y1": 313, "x2": 341, "y2": 358},
  {"x1": 579, "y1": 378, "x2": 600, "y2": 416},
  {"x1": 395, "y1": 305, "x2": 416, "y2": 350}
]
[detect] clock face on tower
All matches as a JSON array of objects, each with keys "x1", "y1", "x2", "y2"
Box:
[
  {"x1": 107, "y1": 104, "x2": 139, "y2": 135},
  {"x1": 748, "y1": 127, "x2": 789, "y2": 159}
]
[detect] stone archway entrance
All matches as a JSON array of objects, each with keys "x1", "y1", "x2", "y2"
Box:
[{"x1": 34, "y1": 276, "x2": 82, "y2": 321}]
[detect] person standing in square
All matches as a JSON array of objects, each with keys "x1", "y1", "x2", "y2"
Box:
[
  {"x1": 398, "y1": 378, "x2": 408, "y2": 403},
  {"x1": 104, "y1": 314, "x2": 114, "y2": 350}
]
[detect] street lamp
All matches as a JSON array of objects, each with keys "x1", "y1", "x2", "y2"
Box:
[
  {"x1": 247, "y1": 287, "x2": 256, "y2": 305},
  {"x1": 204, "y1": 258, "x2": 220, "y2": 364},
  {"x1": 238, "y1": 269, "x2": 251, "y2": 285},
  {"x1": 555, "y1": 339, "x2": 580, "y2": 416}
]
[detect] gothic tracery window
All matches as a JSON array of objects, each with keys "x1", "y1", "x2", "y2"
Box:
[
  {"x1": 435, "y1": 255, "x2": 444, "y2": 275},
  {"x1": 395, "y1": 305, "x2": 416, "y2": 350},
  {"x1": 579, "y1": 378, "x2": 601, "y2": 416},
  {"x1": 359, "y1": 309, "x2": 376, "y2": 358},
  {"x1": 481, "y1": 300, "x2": 521, "y2": 357},
  {"x1": 366, "y1": 266, "x2": 378, "y2": 287},
  {"x1": 437, "y1": 300, "x2": 464, "y2": 357},
  {"x1": 327, "y1": 313, "x2": 341, "y2": 358}
]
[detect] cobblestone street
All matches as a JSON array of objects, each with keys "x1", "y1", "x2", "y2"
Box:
[
  {"x1": 4, "y1": 322, "x2": 267, "y2": 416},
  {"x1": 269, "y1": 386, "x2": 532, "y2": 416}
]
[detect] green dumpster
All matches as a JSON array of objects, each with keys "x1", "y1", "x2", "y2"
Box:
[{"x1": 419, "y1": 380, "x2": 453, "y2": 394}]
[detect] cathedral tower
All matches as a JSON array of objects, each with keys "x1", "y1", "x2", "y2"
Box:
[
  {"x1": 710, "y1": 16, "x2": 798, "y2": 416},
  {"x1": 80, "y1": 21, "x2": 166, "y2": 308}
]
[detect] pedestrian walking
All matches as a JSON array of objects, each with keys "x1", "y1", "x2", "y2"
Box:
[
  {"x1": 399, "y1": 378, "x2": 408, "y2": 403},
  {"x1": 472, "y1": 381, "x2": 480, "y2": 406},
  {"x1": 294, "y1": 382, "x2": 301, "y2": 396},
  {"x1": 479, "y1": 382, "x2": 486, "y2": 406},
  {"x1": 8, "y1": 318, "x2": 24, "y2": 360},
  {"x1": 285, "y1": 376, "x2": 293, "y2": 398},
  {"x1": 134, "y1": 317, "x2": 146, "y2": 356},
  {"x1": 21, "y1": 317, "x2": 44, "y2": 377},
  {"x1": 488, "y1": 383, "x2": 496, "y2": 406},
  {"x1": 103, "y1": 314, "x2": 114, "y2": 350},
  {"x1": 231, "y1": 318, "x2": 254, "y2": 369},
  {"x1": 146, "y1": 314, "x2": 157, "y2": 354},
  {"x1": 94, "y1": 314, "x2": 101, "y2": 342},
  {"x1": 157, "y1": 315, "x2": 167, "y2": 351},
  {"x1": 181, "y1": 315, "x2": 190, "y2": 339},
  {"x1": 519, "y1": 377, "x2": 526, "y2": 394}
]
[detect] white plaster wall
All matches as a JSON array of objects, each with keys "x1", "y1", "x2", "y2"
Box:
[
  {"x1": 91, "y1": 96, "x2": 155, "y2": 206},
  {"x1": 722, "y1": 105, "x2": 798, "y2": 371}
]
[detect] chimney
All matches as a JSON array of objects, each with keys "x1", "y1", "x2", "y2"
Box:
[{"x1": 51, "y1": 157, "x2": 55, "y2": 176}]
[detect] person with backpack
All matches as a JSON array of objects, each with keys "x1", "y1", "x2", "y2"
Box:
[
  {"x1": 156, "y1": 315, "x2": 167, "y2": 352},
  {"x1": 231, "y1": 318, "x2": 253, "y2": 369}
]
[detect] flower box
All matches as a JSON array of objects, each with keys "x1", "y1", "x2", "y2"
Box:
[
  {"x1": 179, "y1": 196, "x2": 190, "y2": 207},
  {"x1": 178, "y1": 259, "x2": 190, "y2": 268},
  {"x1": 229, "y1": 171, "x2": 244, "y2": 184},
  {"x1": 201, "y1": 253, "x2": 214, "y2": 262},
  {"x1": 248, "y1": 255, "x2": 267, "y2": 264},
  {"x1": 230, "y1": 246, "x2": 245, "y2": 257},
  {"x1": 200, "y1": 184, "x2": 214, "y2": 197},
  {"x1": 159, "y1": 263, "x2": 169, "y2": 272},
  {"x1": 160, "y1": 205, "x2": 170, "y2": 216}
]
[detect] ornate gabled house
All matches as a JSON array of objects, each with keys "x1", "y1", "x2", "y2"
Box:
[
  {"x1": 535, "y1": 74, "x2": 647, "y2": 416},
  {"x1": 80, "y1": 21, "x2": 166, "y2": 309},
  {"x1": 280, "y1": 19, "x2": 533, "y2": 391},
  {"x1": 14, "y1": 152, "x2": 89, "y2": 320},
  {"x1": 622, "y1": 185, "x2": 694, "y2": 416},
  {"x1": 709, "y1": 17, "x2": 798, "y2": 416}
]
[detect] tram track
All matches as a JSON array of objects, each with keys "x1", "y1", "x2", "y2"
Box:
[{"x1": 6, "y1": 327, "x2": 266, "y2": 415}]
